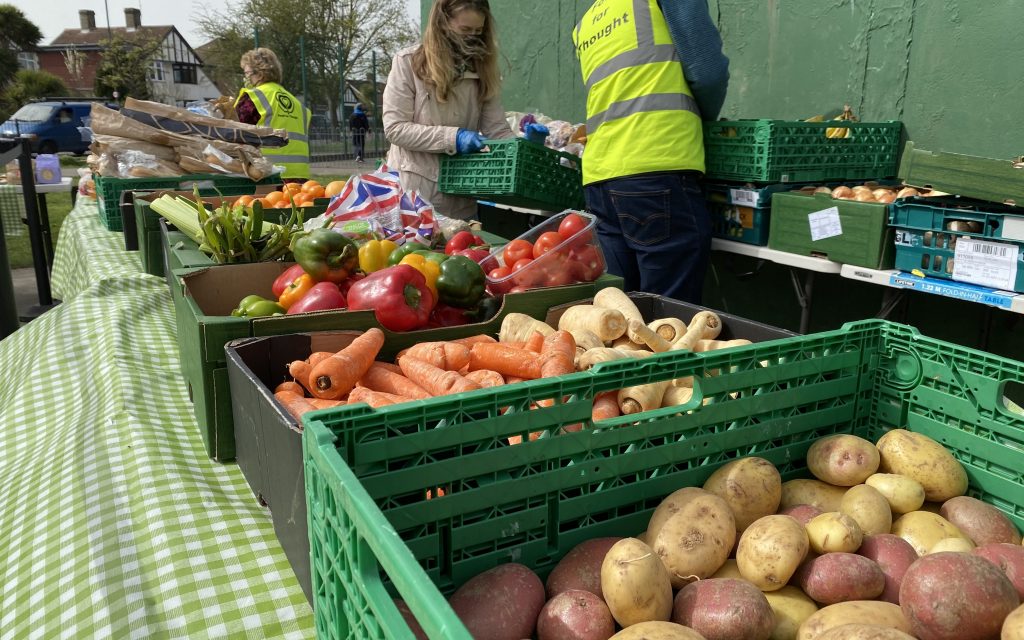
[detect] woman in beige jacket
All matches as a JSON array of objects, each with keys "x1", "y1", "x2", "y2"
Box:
[{"x1": 382, "y1": 0, "x2": 514, "y2": 220}]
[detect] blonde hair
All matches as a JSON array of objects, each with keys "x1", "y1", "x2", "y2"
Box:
[
  {"x1": 240, "y1": 48, "x2": 282, "y2": 85},
  {"x1": 413, "y1": 0, "x2": 500, "y2": 102}
]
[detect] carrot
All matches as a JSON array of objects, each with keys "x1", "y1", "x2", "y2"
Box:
[
  {"x1": 505, "y1": 375, "x2": 526, "y2": 385},
  {"x1": 468, "y1": 343, "x2": 543, "y2": 379},
  {"x1": 535, "y1": 331, "x2": 577, "y2": 408},
  {"x1": 592, "y1": 390, "x2": 621, "y2": 421},
  {"x1": 359, "y1": 362, "x2": 431, "y2": 399},
  {"x1": 372, "y1": 361, "x2": 402, "y2": 374},
  {"x1": 524, "y1": 331, "x2": 546, "y2": 353},
  {"x1": 288, "y1": 360, "x2": 316, "y2": 395},
  {"x1": 308, "y1": 328, "x2": 385, "y2": 400},
  {"x1": 348, "y1": 386, "x2": 417, "y2": 408},
  {"x1": 308, "y1": 351, "x2": 333, "y2": 367},
  {"x1": 464, "y1": 369, "x2": 505, "y2": 388},
  {"x1": 310, "y1": 398, "x2": 345, "y2": 410},
  {"x1": 508, "y1": 431, "x2": 543, "y2": 446},
  {"x1": 395, "y1": 341, "x2": 471, "y2": 371},
  {"x1": 274, "y1": 390, "x2": 319, "y2": 421},
  {"x1": 399, "y1": 357, "x2": 482, "y2": 396},
  {"x1": 275, "y1": 381, "x2": 304, "y2": 395},
  {"x1": 450, "y1": 334, "x2": 497, "y2": 346}
]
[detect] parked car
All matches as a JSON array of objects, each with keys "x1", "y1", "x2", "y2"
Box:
[{"x1": 0, "y1": 100, "x2": 116, "y2": 155}]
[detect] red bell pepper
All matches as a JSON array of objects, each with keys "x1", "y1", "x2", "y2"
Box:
[
  {"x1": 444, "y1": 230, "x2": 486, "y2": 255},
  {"x1": 272, "y1": 264, "x2": 308, "y2": 298},
  {"x1": 346, "y1": 264, "x2": 436, "y2": 332},
  {"x1": 426, "y1": 303, "x2": 474, "y2": 328},
  {"x1": 286, "y1": 282, "x2": 347, "y2": 315},
  {"x1": 452, "y1": 247, "x2": 499, "y2": 274},
  {"x1": 336, "y1": 272, "x2": 366, "y2": 298}
]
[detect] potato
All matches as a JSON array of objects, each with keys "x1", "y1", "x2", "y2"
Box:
[
  {"x1": 449, "y1": 563, "x2": 545, "y2": 640},
  {"x1": 927, "y1": 537, "x2": 975, "y2": 553},
  {"x1": 876, "y1": 429, "x2": 968, "y2": 502},
  {"x1": 815, "y1": 624, "x2": 915, "y2": 640},
  {"x1": 601, "y1": 538, "x2": 673, "y2": 627},
  {"x1": 900, "y1": 552, "x2": 1020, "y2": 640},
  {"x1": 856, "y1": 534, "x2": 919, "y2": 604},
  {"x1": 1004, "y1": 603, "x2": 1024, "y2": 640},
  {"x1": 779, "y1": 504, "x2": 824, "y2": 526},
  {"x1": 737, "y1": 515, "x2": 810, "y2": 591},
  {"x1": 806, "y1": 512, "x2": 864, "y2": 554},
  {"x1": 710, "y1": 559, "x2": 744, "y2": 580},
  {"x1": 807, "y1": 435, "x2": 880, "y2": 486},
  {"x1": 781, "y1": 480, "x2": 847, "y2": 513},
  {"x1": 794, "y1": 553, "x2": 884, "y2": 604},
  {"x1": 609, "y1": 621, "x2": 707, "y2": 640},
  {"x1": 973, "y1": 543, "x2": 1024, "y2": 600},
  {"x1": 394, "y1": 599, "x2": 428, "y2": 640},
  {"x1": 671, "y1": 578, "x2": 775, "y2": 640},
  {"x1": 839, "y1": 485, "x2": 892, "y2": 536},
  {"x1": 702, "y1": 457, "x2": 783, "y2": 532},
  {"x1": 648, "y1": 489, "x2": 736, "y2": 588},
  {"x1": 546, "y1": 537, "x2": 623, "y2": 599},
  {"x1": 941, "y1": 496, "x2": 1022, "y2": 546},
  {"x1": 763, "y1": 586, "x2": 819, "y2": 640},
  {"x1": 864, "y1": 474, "x2": 925, "y2": 515},
  {"x1": 890, "y1": 510, "x2": 969, "y2": 556},
  {"x1": 537, "y1": 589, "x2": 615, "y2": 640},
  {"x1": 797, "y1": 601, "x2": 912, "y2": 640}
]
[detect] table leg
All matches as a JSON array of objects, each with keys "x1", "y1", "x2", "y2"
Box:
[
  {"x1": 876, "y1": 290, "x2": 906, "y2": 319},
  {"x1": 978, "y1": 305, "x2": 994, "y2": 351},
  {"x1": 36, "y1": 193, "x2": 54, "y2": 269},
  {"x1": 789, "y1": 268, "x2": 815, "y2": 334}
]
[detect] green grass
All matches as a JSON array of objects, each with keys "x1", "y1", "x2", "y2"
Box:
[{"x1": 5, "y1": 191, "x2": 74, "y2": 269}]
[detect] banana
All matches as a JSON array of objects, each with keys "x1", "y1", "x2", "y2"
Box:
[{"x1": 826, "y1": 105, "x2": 856, "y2": 139}]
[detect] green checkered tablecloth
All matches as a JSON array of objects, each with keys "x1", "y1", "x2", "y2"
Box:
[
  {"x1": 0, "y1": 183, "x2": 26, "y2": 237},
  {"x1": 1, "y1": 197, "x2": 314, "y2": 638}
]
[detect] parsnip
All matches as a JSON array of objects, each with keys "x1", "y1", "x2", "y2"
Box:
[
  {"x1": 593, "y1": 288, "x2": 644, "y2": 325},
  {"x1": 694, "y1": 338, "x2": 753, "y2": 353},
  {"x1": 671, "y1": 311, "x2": 723, "y2": 352},
  {"x1": 577, "y1": 347, "x2": 646, "y2": 371},
  {"x1": 499, "y1": 313, "x2": 554, "y2": 344},
  {"x1": 557, "y1": 305, "x2": 627, "y2": 342},
  {"x1": 626, "y1": 319, "x2": 673, "y2": 352},
  {"x1": 662, "y1": 385, "x2": 695, "y2": 407},
  {"x1": 619, "y1": 379, "x2": 671, "y2": 414},
  {"x1": 648, "y1": 317, "x2": 687, "y2": 342},
  {"x1": 611, "y1": 335, "x2": 647, "y2": 350}
]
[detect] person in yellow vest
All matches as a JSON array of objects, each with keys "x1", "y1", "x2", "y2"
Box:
[
  {"x1": 236, "y1": 48, "x2": 311, "y2": 182},
  {"x1": 573, "y1": 0, "x2": 729, "y2": 303}
]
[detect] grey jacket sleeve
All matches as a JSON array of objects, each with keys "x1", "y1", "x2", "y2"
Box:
[
  {"x1": 382, "y1": 53, "x2": 459, "y2": 155},
  {"x1": 658, "y1": 0, "x2": 730, "y2": 121}
]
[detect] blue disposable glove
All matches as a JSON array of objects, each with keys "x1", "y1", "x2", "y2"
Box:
[
  {"x1": 456, "y1": 129, "x2": 486, "y2": 154},
  {"x1": 524, "y1": 123, "x2": 550, "y2": 145}
]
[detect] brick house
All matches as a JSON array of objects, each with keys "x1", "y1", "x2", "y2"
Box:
[{"x1": 34, "y1": 8, "x2": 221, "y2": 107}]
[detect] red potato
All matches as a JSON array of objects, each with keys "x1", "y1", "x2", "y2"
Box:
[
  {"x1": 973, "y1": 543, "x2": 1024, "y2": 600},
  {"x1": 537, "y1": 589, "x2": 615, "y2": 640},
  {"x1": 546, "y1": 537, "x2": 623, "y2": 600},
  {"x1": 856, "y1": 534, "x2": 919, "y2": 604},
  {"x1": 671, "y1": 578, "x2": 775, "y2": 640},
  {"x1": 899, "y1": 552, "x2": 1020, "y2": 640},
  {"x1": 794, "y1": 553, "x2": 885, "y2": 605},
  {"x1": 781, "y1": 504, "x2": 825, "y2": 526},
  {"x1": 940, "y1": 496, "x2": 1022, "y2": 546},
  {"x1": 448, "y1": 563, "x2": 545, "y2": 640},
  {"x1": 394, "y1": 599, "x2": 428, "y2": 640}
]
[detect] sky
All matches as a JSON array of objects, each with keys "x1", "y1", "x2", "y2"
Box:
[{"x1": 12, "y1": 0, "x2": 421, "y2": 49}]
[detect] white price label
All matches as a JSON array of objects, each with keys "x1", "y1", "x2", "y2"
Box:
[
  {"x1": 729, "y1": 188, "x2": 759, "y2": 207},
  {"x1": 953, "y1": 238, "x2": 1019, "y2": 290},
  {"x1": 808, "y1": 207, "x2": 843, "y2": 241}
]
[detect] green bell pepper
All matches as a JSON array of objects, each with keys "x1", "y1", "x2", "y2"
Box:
[
  {"x1": 436, "y1": 254, "x2": 486, "y2": 308},
  {"x1": 290, "y1": 229, "x2": 359, "y2": 284},
  {"x1": 386, "y1": 243, "x2": 420, "y2": 266},
  {"x1": 231, "y1": 295, "x2": 285, "y2": 317},
  {"x1": 413, "y1": 250, "x2": 450, "y2": 266}
]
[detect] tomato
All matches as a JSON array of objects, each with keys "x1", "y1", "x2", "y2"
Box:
[
  {"x1": 511, "y1": 258, "x2": 534, "y2": 271},
  {"x1": 502, "y1": 239, "x2": 534, "y2": 266},
  {"x1": 558, "y1": 213, "x2": 590, "y2": 240},
  {"x1": 544, "y1": 269, "x2": 574, "y2": 287},
  {"x1": 486, "y1": 266, "x2": 514, "y2": 295},
  {"x1": 532, "y1": 231, "x2": 565, "y2": 259},
  {"x1": 568, "y1": 244, "x2": 605, "y2": 282}
]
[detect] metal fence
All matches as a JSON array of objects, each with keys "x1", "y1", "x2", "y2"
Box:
[{"x1": 308, "y1": 125, "x2": 388, "y2": 164}]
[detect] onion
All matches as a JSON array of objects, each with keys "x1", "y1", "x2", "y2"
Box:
[
  {"x1": 852, "y1": 185, "x2": 874, "y2": 193},
  {"x1": 896, "y1": 187, "x2": 920, "y2": 199},
  {"x1": 831, "y1": 186, "x2": 854, "y2": 199},
  {"x1": 854, "y1": 191, "x2": 876, "y2": 202},
  {"x1": 872, "y1": 189, "x2": 893, "y2": 200},
  {"x1": 813, "y1": 186, "x2": 833, "y2": 195},
  {"x1": 875, "y1": 192, "x2": 896, "y2": 204}
]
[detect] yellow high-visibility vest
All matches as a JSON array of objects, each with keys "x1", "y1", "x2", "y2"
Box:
[
  {"x1": 236, "y1": 82, "x2": 311, "y2": 179},
  {"x1": 573, "y1": 0, "x2": 704, "y2": 185}
]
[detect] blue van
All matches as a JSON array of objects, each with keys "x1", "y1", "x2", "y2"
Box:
[{"x1": 0, "y1": 100, "x2": 113, "y2": 155}]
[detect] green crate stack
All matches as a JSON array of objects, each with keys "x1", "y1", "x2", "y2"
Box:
[
  {"x1": 704, "y1": 119, "x2": 903, "y2": 184},
  {"x1": 439, "y1": 138, "x2": 585, "y2": 211},
  {"x1": 303, "y1": 318, "x2": 1024, "y2": 639},
  {"x1": 899, "y1": 141, "x2": 1024, "y2": 207},
  {"x1": 95, "y1": 173, "x2": 282, "y2": 232}
]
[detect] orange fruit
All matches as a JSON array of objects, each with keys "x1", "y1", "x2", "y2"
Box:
[
  {"x1": 324, "y1": 181, "x2": 345, "y2": 198},
  {"x1": 284, "y1": 183, "x2": 303, "y2": 196},
  {"x1": 299, "y1": 201, "x2": 316, "y2": 207},
  {"x1": 234, "y1": 194, "x2": 255, "y2": 207},
  {"x1": 306, "y1": 185, "x2": 326, "y2": 199},
  {"x1": 258, "y1": 197, "x2": 275, "y2": 208},
  {"x1": 274, "y1": 200, "x2": 291, "y2": 209},
  {"x1": 301, "y1": 180, "x2": 321, "y2": 192},
  {"x1": 264, "y1": 191, "x2": 286, "y2": 205}
]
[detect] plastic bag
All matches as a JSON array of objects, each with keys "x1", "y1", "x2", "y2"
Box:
[{"x1": 77, "y1": 168, "x2": 96, "y2": 199}]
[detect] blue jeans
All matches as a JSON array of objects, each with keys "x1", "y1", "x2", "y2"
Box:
[{"x1": 585, "y1": 172, "x2": 712, "y2": 304}]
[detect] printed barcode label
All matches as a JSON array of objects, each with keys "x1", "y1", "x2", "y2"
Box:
[
  {"x1": 729, "y1": 188, "x2": 758, "y2": 207},
  {"x1": 953, "y1": 238, "x2": 1019, "y2": 290}
]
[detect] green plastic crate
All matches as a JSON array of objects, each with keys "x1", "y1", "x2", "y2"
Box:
[
  {"x1": 438, "y1": 138, "x2": 585, "y2": 211},
  {"x1": 899, "y1": 141, "x2": 1024, "y2": 207},
  {"x1": 703, "y1": 119, "x2": 903, "y2": 183},
  {"x1": 891, "y1": 196, "x2": 1024, "y2": 292},
  {"x1": 95, "y1": 172, "x2": 282, "y2": 232},
  {"x1": 303, "y1": 318, "x2": 1024, "y2": 639}
]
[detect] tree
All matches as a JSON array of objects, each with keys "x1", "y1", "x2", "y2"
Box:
[
  {"x1": 195, "y1": 0, "x2": 415, "y2": 126},
  {"x1": 0, "y1": 69, "x2": 67, "y2": 121},
  {"x1": 94, "y1": 34, "x2": 162, "y2": 102},
  {"x1": 0, "y1": 4, "x2": 42, "y2": 90}
]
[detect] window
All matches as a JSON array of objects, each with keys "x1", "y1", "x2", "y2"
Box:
[
  {"x1": 172, "y1": 63, "x2": 197, "y2": 85},
  {"x1": 148, "y1": 60, "x2": 165, "y2": 82},
  {"x1": 17, "y1": 52, "x2": 39, "y2": 71}
]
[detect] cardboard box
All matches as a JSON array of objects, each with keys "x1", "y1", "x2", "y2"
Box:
[
  {"x1": 768, "y1": 191, "x2": 895, "y2": 268},
  {"x1": 224, "y1": 292, "x2": 794, "y2": 602},
  {"x1": 177, "y1": 262, "x2": 624, "y2": 461}
]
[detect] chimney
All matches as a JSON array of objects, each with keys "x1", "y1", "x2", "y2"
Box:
[
  {"x1": 79, "y1": 9, "x2": 96, "y2": 32},
  {"x1": 125, "y1": 8, "x2": 141, "y2": 31}
]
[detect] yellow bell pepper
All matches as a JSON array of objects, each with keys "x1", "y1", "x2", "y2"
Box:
[
  {"x1": 399, "y1": 253, "x2": 440, "y2": 298},
  {"x1": 358, "y1": 238, "x2": 398, "y2": 274}
]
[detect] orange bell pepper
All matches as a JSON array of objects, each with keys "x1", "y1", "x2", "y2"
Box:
[{"x1": 278, "y1": 273, "x2": 315, "y2": 310}]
